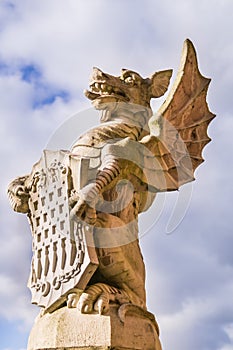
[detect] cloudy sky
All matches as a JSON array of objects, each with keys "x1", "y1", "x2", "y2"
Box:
[{"x1": 0, "y1": 0, "x2": 233, "y2": 349}]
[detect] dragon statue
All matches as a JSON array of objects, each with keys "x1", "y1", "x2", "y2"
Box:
[{"x1": 8, "y1": 39, "x2": 215, "y2": 326}]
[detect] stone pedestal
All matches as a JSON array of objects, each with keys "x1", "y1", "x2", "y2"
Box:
[{"x1": 27, "y1": 304, "x2": 162, "y2": 350}]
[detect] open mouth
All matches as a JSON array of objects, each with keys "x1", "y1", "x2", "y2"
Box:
[{"x1": 84, "y1": 81, "x2": 129, "y2": 101}]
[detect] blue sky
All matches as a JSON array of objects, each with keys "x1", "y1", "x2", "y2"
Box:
[{"x1": 0, "y1": 0, "x2": 233, "y2": 349}]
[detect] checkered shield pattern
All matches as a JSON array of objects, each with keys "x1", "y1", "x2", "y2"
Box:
[{"x1": 27, "y1": 150, "x2": 98, "y2": 312}]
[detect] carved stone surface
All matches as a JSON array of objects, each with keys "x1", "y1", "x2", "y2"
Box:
[
  {"x1": 26, "y1": 150, "x2": 98, "y2": 312},
  {"x1": 7, "y1": 39, "x2": 215, "y2": 350},
  {"x1": 27, "y1": 304, "x2": 162, "y2": 350}
]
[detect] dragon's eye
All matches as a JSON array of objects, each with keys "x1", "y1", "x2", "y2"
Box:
[{"x1": 124, "y1": 76, "x2": 134, "y2": 85}]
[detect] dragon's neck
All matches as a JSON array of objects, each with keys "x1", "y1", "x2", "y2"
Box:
[
  {"x1": 72, "y1": 104, "x2": 152, "y2": 151},
  {"x1": 100, "y1": 102, "x2": 152, "y2": 133}
]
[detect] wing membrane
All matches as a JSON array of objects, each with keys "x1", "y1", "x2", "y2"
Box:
[{"x1": 142, "y1": 39, "x2": 215, "y2": 192}]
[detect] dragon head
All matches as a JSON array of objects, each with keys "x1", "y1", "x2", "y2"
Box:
[{"x1": 84, "y1": 67, "x2": 173, "y2": 110}]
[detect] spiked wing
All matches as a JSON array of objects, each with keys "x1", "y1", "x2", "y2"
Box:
[{"x1": 142, "y1": 39, "x2": 215, "y2": 192}]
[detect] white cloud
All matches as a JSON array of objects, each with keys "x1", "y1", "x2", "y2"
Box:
[
  {"x1": 1, "y1": 0, "x2": 158, "y2": 92},
  {"x1": 143, "y1": 229, "x2": 233, "y2": 349},
  {"x1": 2, "y1": 348, "x2": 26, "y2": 350},
  {"x1": 158, "y1": 292, "x2": 233, "y2": 350},
  {"x1": 0, "y1": 273, "x2": 37, "y2": 329},
  {"x1": 218, "y1": 324, "x2": 233, "y2": 350}
]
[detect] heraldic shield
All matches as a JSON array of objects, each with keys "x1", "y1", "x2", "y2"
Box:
[{"x1": 25, "y1": 150, "x2": 99, "y2": 313}]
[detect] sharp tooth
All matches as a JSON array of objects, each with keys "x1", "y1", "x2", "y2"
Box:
[
  {"x1": 90, "y1": 85, "x2": 97, "y2": 92},
  {"x1": 95, "y1": 82, "x2": 100, "y2": 89}
]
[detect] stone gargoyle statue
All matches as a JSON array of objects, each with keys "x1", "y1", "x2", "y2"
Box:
[{"x1": 8, "y1": 39, "x2": 214, "y2": 321}]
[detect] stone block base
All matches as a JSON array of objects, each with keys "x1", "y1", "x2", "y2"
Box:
[{"x1": 27, "y1": 304, "x2": 162, "y2": 350}]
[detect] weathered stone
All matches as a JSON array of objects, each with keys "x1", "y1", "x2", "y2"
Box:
[
  {"x1": 28, "y1": 305, "x2": 162, "y2": 350},
  {"x1": 7, "y1": 39, "x2": 215, "y2": 349}
]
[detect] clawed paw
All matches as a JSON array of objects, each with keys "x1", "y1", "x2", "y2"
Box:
[
  {"x1": 67, "y1": 292, "x2": 80, "y2": 308},
  {"x1": 67, "y1": 283, "x2": 129, "y2": 315},
  {"x1": 77, "y1": 291, "x2": 110, "y2": 315},
  {"x1": 67, "y1": 285, "x2": 111, "y2": 315}
]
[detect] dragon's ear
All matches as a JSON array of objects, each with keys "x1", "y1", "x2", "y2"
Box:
[{"x1": 149, "y1": 69, "x2": 173, "y2": 98}]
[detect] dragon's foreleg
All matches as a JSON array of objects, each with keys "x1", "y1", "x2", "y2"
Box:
[{"x1": 70, "y1": 157, "x2": 121, "y2": 224}]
